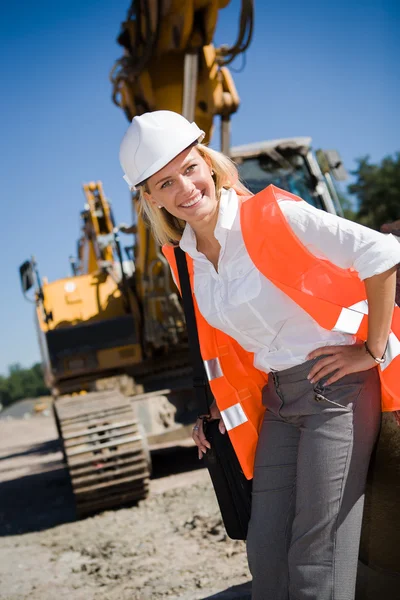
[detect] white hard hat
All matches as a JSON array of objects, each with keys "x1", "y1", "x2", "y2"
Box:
[{"x1": 119, "y1": 110, "x2": 205, "y2": 188}]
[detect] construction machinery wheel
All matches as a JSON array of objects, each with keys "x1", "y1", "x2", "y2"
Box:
[{"x1": 54, "y1": 390, "x2": 151, "y2": 517}]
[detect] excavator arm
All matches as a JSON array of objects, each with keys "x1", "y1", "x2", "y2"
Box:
[
  {"x1": 110, "y1": 1, "x2": 254, "y2": 347},
  {"x1": 76, "y1": 181, "x2": 119, "y2": 275},
  {"x1": 110, "y1": 0, "x2": 253, "y2": 147}
]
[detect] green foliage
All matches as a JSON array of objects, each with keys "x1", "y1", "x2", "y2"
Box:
[
  {"x1": 348, "y1": 153, "x2": 400, "y2": 230},
  {"x1": 0, "y1": 363, "x2": 49, "y2": 408},
  {"x1": 336, "y1": 191, "x2": 357, "y2": 222}
]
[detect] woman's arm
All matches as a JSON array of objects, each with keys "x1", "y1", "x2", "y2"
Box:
[
  {"x1": 307, "y1": 266, "x2": 397, "y2": 385},
  {"x1": 364, "y1": 266, "x2": 397, "y2": 358},
  {"x1": 277, "y1": 199, "x2": 400, "y2": 384},
  {"x1": 192, "y1": 401, "x2": 226, "y2": 459},
  {"x1": 279, "y1": 199, "x2": 400, "y2": 280}
]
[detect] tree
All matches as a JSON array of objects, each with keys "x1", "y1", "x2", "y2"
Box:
[
  {"x1": 0, "y1": 363, "x2": 49, "y2": 408},
  {"x1": 348, "y1": 153, "x2": 400, "y2": 230},
  {"x1": 337, "y1": 191, "x2": 357, "y2": 222},
  {"x1": 0, "y1": 376, "x2": 11, "y2": 407}
]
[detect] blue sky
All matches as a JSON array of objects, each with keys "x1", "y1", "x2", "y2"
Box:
[{"x1": 0, "y1": 0, "x2": 399, "y2": 375}]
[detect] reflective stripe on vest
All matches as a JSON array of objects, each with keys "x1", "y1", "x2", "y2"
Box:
[
  {"x1": 331, "y1": 299, "x2": 400, "y2": 372},
  {"x1": 204, "y1": 357, "x2": 223, "y2": 380},
  {"x1": 204, "y1": 357, "x2": 250, "y2": 430},
  {"x1": 383, "y1": 331, "x2": 400, "y2": 371},
  {"x1": 332, "y1": 300, "x2": 368, "y2": 334},
  {"x1": 220, "y1": 403, "x2": 248, "y2": 430}
]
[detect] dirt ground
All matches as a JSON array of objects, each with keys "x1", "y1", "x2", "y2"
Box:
[
  {"x1": 0, "y1": 410, "x2": 251, "y2": 600},
  {"x1": 1, "y1": 404, "x2": 400, "y2": 600}
]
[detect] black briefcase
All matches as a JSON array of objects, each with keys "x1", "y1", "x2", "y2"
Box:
[{"x1": 203, "y1": 419, "x2": 252, "y2": 540}]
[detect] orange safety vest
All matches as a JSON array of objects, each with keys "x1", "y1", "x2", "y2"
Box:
[{"x1": 163, "y1": 184, "x2": 400, "y2": 479}]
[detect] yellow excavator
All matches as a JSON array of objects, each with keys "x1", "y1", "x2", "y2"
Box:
[
  {"x1": 19, "y1": 183, "x2": 150, "y2": 516},
  {"x1": 20, "y1": 177, "x2": 206, "y2": 516},
  {"x1": 19, "y1": 1, "x2": 348, "y2": 518}
]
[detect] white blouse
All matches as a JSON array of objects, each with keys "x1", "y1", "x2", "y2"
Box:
[{"x1": 179, "y1": 188, "x2": 400, "y2": 373}]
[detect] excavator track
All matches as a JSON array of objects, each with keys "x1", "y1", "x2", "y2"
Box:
[{"x1": 54, "y1": 391, "x2": 150, "y2": 517}]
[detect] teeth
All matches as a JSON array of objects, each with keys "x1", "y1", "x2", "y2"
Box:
[{"x1": 181, "y1": 194, "x2": 201, "y2": 208}]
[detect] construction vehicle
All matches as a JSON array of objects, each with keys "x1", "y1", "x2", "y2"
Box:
[{"x1": 19, "y1": 182, "x2": 194, "y2": 517}]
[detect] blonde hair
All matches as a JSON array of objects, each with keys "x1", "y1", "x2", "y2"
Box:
[{"x1": 137, "y1": 143, "x2": 252, "y2": 246}]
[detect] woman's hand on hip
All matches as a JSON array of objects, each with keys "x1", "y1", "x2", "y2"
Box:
[
  {"x1": 306, "y1": 343, "x2": 377, "y2": 386},
  {"x1": 192, "y1": 401, "x2": 226, "y2": 460}
]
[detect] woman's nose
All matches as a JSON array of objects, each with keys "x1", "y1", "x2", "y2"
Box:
[{"x1": 179, "y1": 175, "x2": 196, "y2": 195}]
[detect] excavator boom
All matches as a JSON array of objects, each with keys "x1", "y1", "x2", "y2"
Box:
[{"x1": 111, "y1": 0, "x2": 253, "y2": 147}]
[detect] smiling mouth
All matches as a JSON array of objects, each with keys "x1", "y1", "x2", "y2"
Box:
[{"x1": 180, "y1": 192, "x2": 203, "y2": 209}]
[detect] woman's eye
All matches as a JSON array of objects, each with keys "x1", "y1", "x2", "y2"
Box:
[
  {"x1": 161, "y1": 180, "x2": 172, "y2": 189},
  {"x1": 185, "y1": 164, "x2": 196, "y2": 173}
]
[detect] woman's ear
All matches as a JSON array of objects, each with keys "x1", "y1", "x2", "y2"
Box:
[
  {"x1": 143, "y1": 189, "x2": 158, "y2": 208},
  {"x1": 205, "y1": 156, "x2": 213, "y2": 172},
  {"x1": 197, "y1": 147, "x2": 212, "y2": 171}
]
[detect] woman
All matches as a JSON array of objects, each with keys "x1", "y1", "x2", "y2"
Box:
[{"x1": 119, "y1": 110, "x2": 400, "y2": 600}]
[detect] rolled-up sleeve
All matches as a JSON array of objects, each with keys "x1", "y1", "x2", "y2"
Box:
[{"x1": 279, "y1": 199, "x2": 400, "y2": 280}]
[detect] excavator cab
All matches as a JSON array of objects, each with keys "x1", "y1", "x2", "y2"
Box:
[{"x1": 231, "y1": 138, "x2": 346, "y2": 215}]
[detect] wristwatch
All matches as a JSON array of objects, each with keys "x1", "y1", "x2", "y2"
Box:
[{"x1": 364, "y1": 341, "x2": 386, "y2": 364}]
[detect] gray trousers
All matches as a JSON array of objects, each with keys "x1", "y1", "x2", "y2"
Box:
[{"x1": 246, "y1": 358, "x2": 381, "y2": 600}]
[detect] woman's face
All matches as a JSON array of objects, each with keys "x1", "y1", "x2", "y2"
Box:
[{"x1": 144, "y1": 146, "x2": 217, "y2": 228}]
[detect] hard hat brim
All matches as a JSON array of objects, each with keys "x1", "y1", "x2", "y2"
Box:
[{"x1": 133, "y1": 123, "x2": 205, "y2": 188}]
